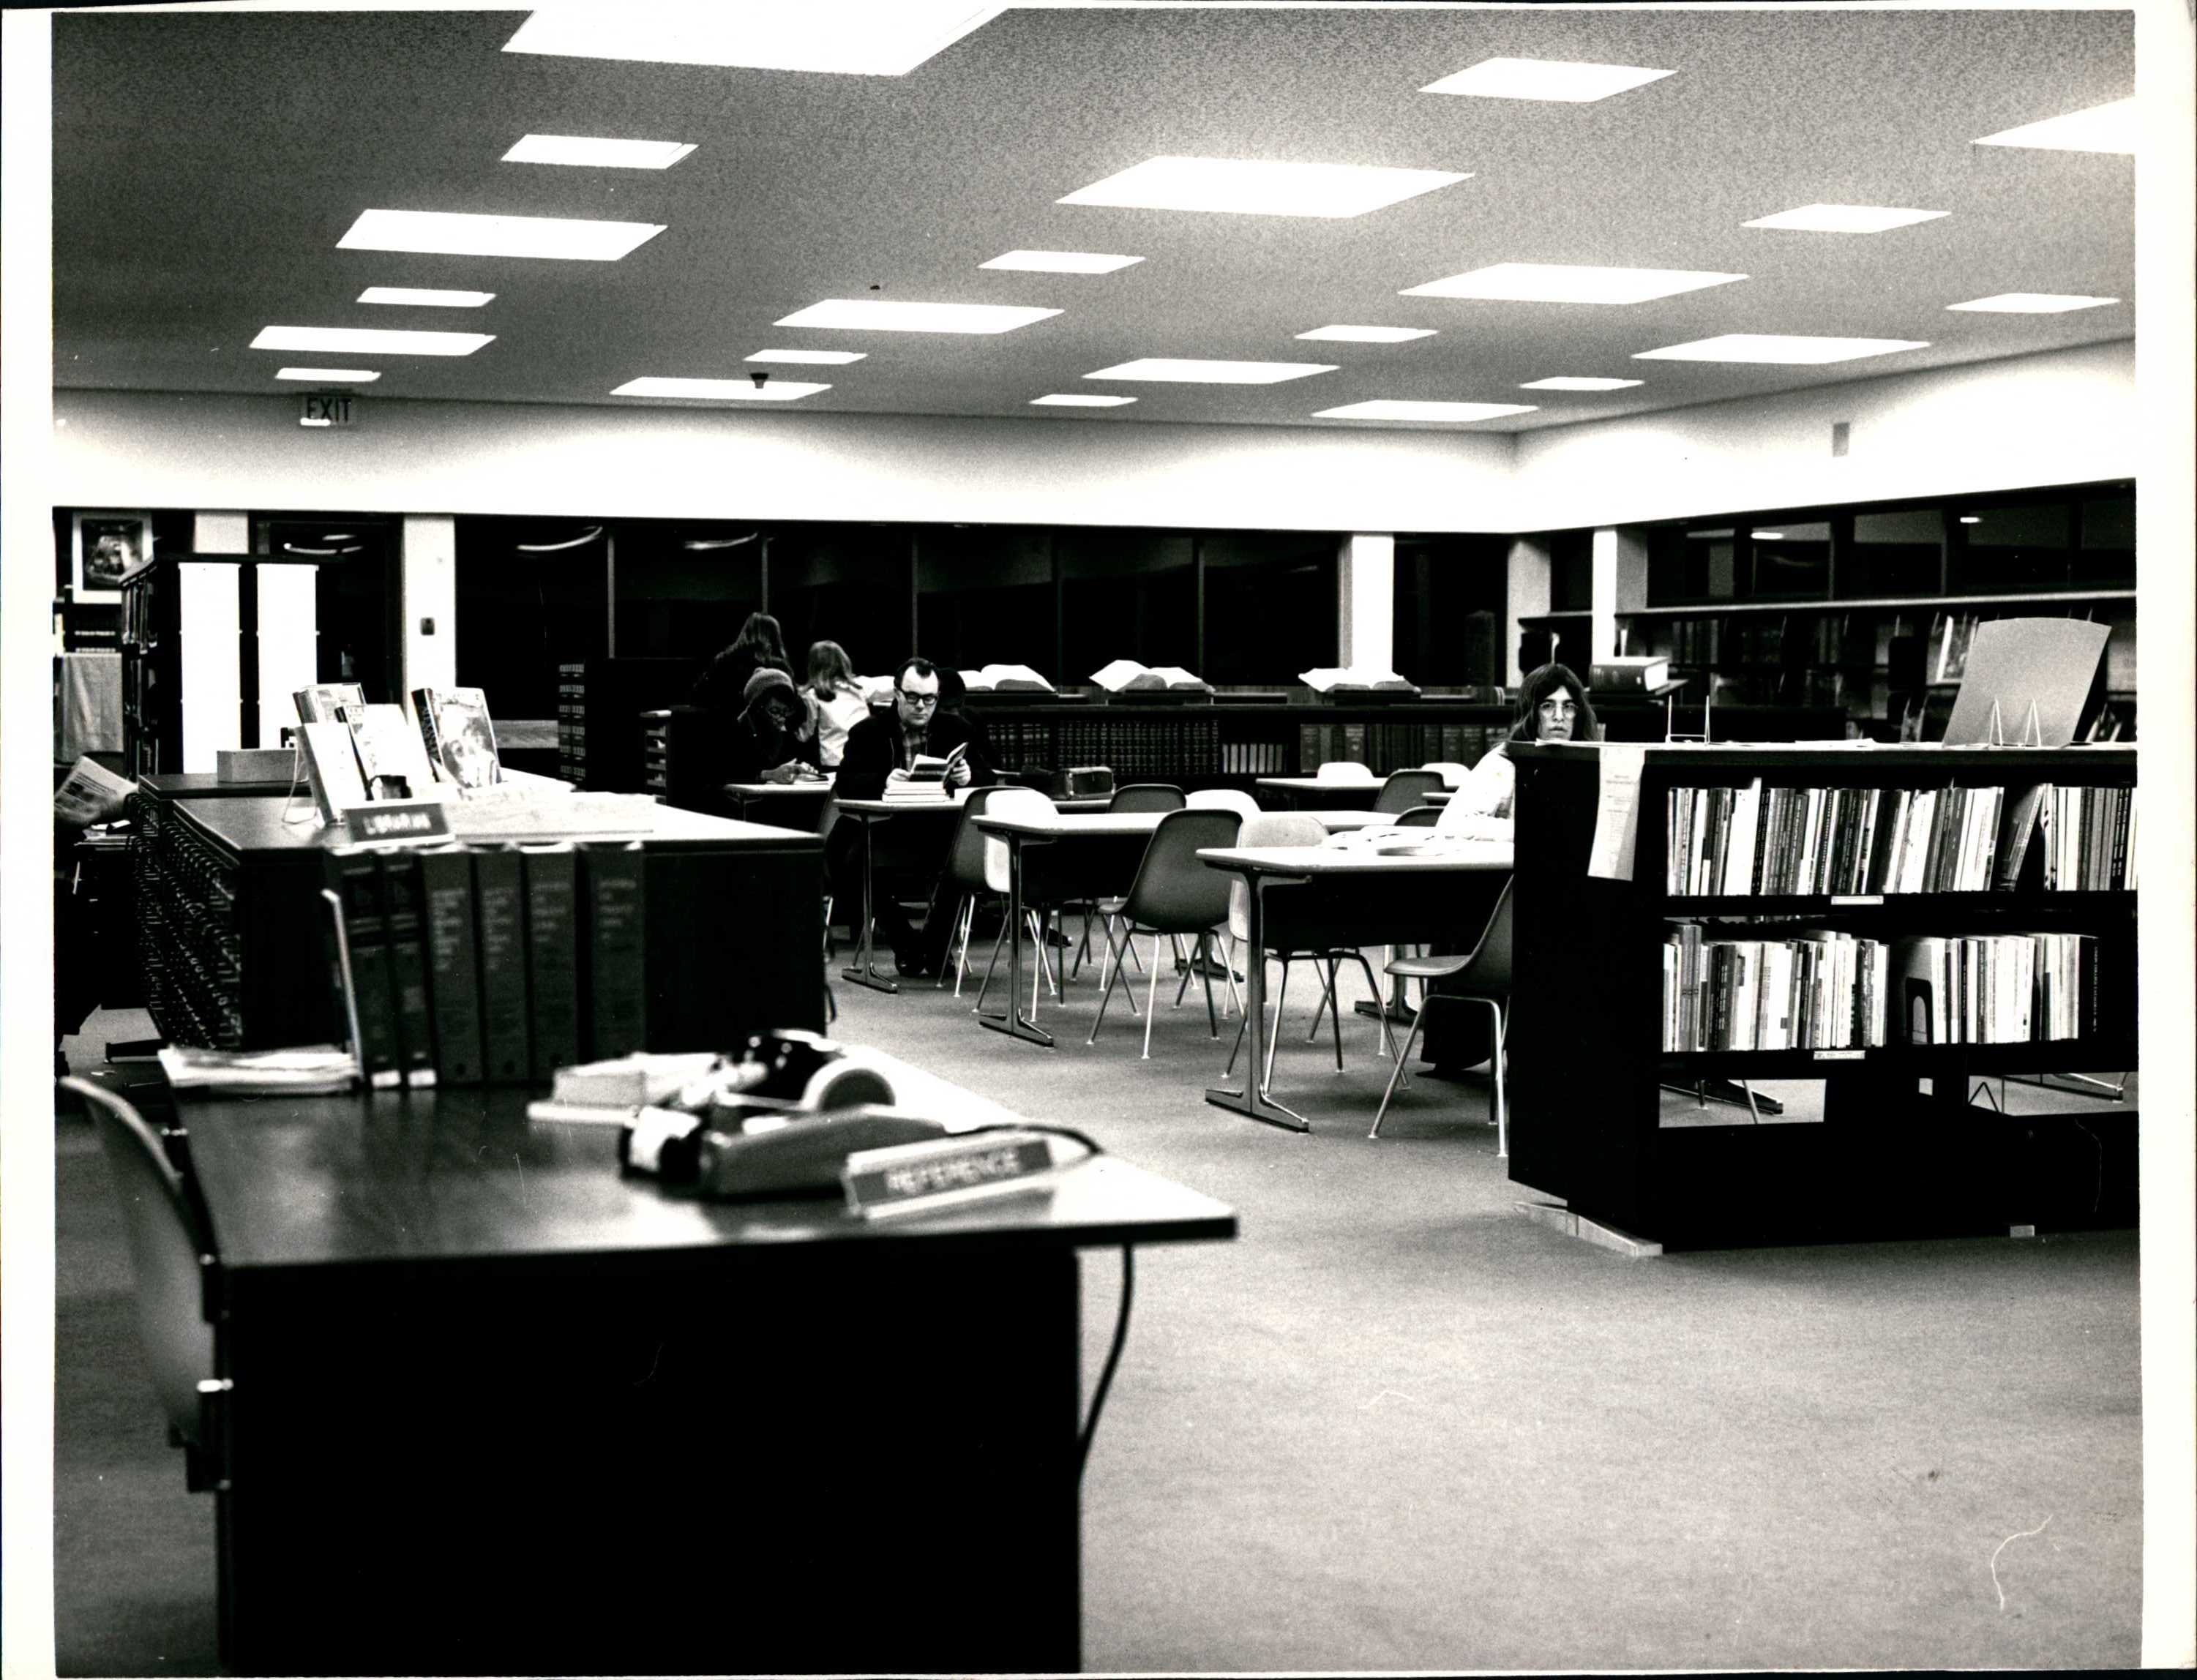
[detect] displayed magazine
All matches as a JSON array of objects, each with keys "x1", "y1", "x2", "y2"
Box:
[
  {"x1": 294, "y1": 682, "x2": 367, "y2": 723},
  {"x1": 413, "y1": 686, "x2": 503, "y2": 789},
  {"x1": 335, "y1": 701, "x2": 435, "y2": 799}
]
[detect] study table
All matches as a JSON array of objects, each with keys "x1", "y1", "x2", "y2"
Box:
[
  {"x1": 719, "y1": 778, "x2": 834, "y2": 828},
  {"x1": 178, "y1": 1083, "x2": 1235, "y2": 1676},
  {"x1": 973, "y1": 807, "x2": 1385, "y2": 1047},
  {"x1": 1255, "y1": 775, "x2": 1391, "y2": 811},
  {"x1": 833, "y1": 792, "x2": 1106, "y2": 995},
  {"x1": 1197, "y1": 840, "x2": 1513, "y2": 1132}
]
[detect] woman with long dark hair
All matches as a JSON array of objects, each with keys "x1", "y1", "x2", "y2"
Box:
[
  {"x1": 694, "y1": 612, "x2": 791, "y2": 713},
  {"x1": 1439, "y1": 661, "x2": 1598, "y2": 826}
]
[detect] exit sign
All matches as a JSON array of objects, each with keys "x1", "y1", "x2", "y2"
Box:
[{"x1": 300, "y1": 393, "x2": 355, "y2": 428}]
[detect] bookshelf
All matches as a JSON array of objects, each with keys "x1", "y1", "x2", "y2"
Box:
[
  {"x1": 1505, "y1": 741, "x2": 2138, "y2": 1248},
  {"x1": 555, "y1": 657, "x2": 696, "y2": 791}
]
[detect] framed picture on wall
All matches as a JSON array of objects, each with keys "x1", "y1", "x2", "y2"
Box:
[{"x1": 71, "y1": 511, "x2": 151, "y2": 603}]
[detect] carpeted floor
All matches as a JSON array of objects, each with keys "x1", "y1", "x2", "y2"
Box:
[{"x1": 55, "y1": 942, "x2": 2143, "y2": 1674}]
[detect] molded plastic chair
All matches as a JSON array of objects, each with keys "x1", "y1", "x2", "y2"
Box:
[
  {"x1": 62, "y1": 1076, "x2": 227, "y2": 1491},
  {"x1": 1107, "y1": 784, "x2": 1186, "y2": 814},
  {"x1": 1221, "y1": 814, "x2": 1396, "y2": 1084},
  {"x1": 972, "y1": 786, "x2": 1065, "y2": 1015},
  {"x1": 937, "y1": 784, "x2": 1008, "y2": 994},
  {"x1": 1368, "y1": 880, "x2": 1515, "y2": 1152},
  {"x1": 1395, "y1": 806, "x2": 1442, "y2": 828},
  {"x1": 1417, "y1": 761, "x2": 1472, "y2": 788},
  {"x1": 1089, "y1": 808, "x2": 1243, "y2": 1057},
  {"x1": 1374, "y1": 769, "x2": 1449, "y2": 815},
  {"x1": 1186, "y1": 788, "x2": 1260, "y2": 818},
  {"x1": 1311, "y1": 761, "x2": 1379, "y2": 784}
]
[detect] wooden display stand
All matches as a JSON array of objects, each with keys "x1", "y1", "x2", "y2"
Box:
[{"x1": 1505, "y1": 741, "x2": 2137, "y2": 1250}]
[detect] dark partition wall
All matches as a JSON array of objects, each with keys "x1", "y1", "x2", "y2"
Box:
[
  {"x1": 1392, "y1": 533, "x2": 1508, "y2": 689},
  {"x1": 1202, "y1": 531, "x2": 1336, "y2": 686}
]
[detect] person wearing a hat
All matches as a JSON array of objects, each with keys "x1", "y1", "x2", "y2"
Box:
[{"x1": 722, "y1": 666, "x2": 824, "y2": 786}]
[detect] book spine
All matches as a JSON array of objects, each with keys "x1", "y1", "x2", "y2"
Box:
[
  {"x1": 473, "y1": 846, "x2": 533, "y2": 1082},
  {"x1": 325, "y1": 848, "x2": 403, "y2": 1087},
  {"x1": 583, "y1": 841, "x2": 648, "y2": 1060},
  {"x1": 523, "y1": 845, "x2": 583, "y2": 1081},
  {"x1": 378, "y1": 852, "x2": 439, "y2": 1087},
  {"x1": 418, "y1": 847, "x2": 487, "y2": 1084}
]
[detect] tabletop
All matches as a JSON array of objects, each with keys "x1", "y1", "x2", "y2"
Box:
[
  {"x1": 724, "y1": 781, "x2": 833, "y2": 797},
  {"x1": 837, "y1": 794, "x2": 1109, "y2": 817},
  {"x1": 1199, "y1": 839, "x2": 1514, "y2": 876},
  {"x1": 181, "y1": 1086, "x2": 1235, "y2": 1274}
]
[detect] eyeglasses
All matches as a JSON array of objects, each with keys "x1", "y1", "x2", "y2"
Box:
[
  {"x1": 896, "y1": 689, "x2": 940, "y2": 708},
  {"x1": 1536, "y1": 697, "x2": 1579, "y2": 716}
]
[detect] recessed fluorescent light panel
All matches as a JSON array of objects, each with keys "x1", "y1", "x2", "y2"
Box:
[
  {"x1": 1743, "y1": 203, "x2": 1949, "y2": 233},
  {"x1": 503, "y1": 135, "x2": 696, "y2": 169},
  {"x1": 338, "y1": 209, "x2": 663, "y2": 261},
  {"x1": 1420, "y1": 57, "x2": 1673, "y2": 102},
  {"x1": 746, "y1": 348, "x2": 867, "y2": 364},
  {"x1": 776, "y1": 299, "x2": 1060, "y2": 333},
  {"x1": 1031, "y1": 394, "x2": 1136, "y2": 407},
  {"x1": 1058, "y1": 156, "x2": 1469, "y2": 219},
  {"x1": 1520, "y1": 376, "x2": 1642, "y2": 391},
  {"x1": 252, "y1": 326, "x2": 493, "y2": 356},
  {"x1": 1946, "y1": 293, "x2": 2120, "y2": 313},
  {"x1": 1634, "y1": 334, "x2": 1928, "y2": 365},
  {"x1": 1084, "y1": 359, "x2": 1336, "y2": 385},
  {"x1": 1297, "y1": 325, "x2": 1437, "y2": 343},
  {"x1": 1974, "y1": 98, "x2": 2136, "y2": 154},
  {"x1": 503, "y1": 2, "x2": 1000, "y2": 75},
  {"x1": 613, "y1": 377, "x2": 828, "y2": 400},
  {"x1": 1402, "y1": 263, "x2": 1745, "y2": 304},
  {"x1": 358, "y1": 287, "x2": 495, "y2": 307},
  {"x1": 981, "y1": 250, "x2": 1143, "y2": 274},
  {"x1": 275, "y1": 367, "x2": 381, "y2": 382},
  {"x1": 1315, "y1": 400, "x2": 1538, "y2": 422}
]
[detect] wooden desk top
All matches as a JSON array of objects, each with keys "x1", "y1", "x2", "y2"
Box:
[
  {"x1": 182, "y1": 1087, "x2": 1235, "y2": 1275},
  {"x1": 1199, "y1": 840, "x2": 1514, "y2": 877}
]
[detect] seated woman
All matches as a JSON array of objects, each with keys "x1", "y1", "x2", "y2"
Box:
[
  {"x1": 722, "y1": 668, "x2": 825, "y2": 786},
  {"x1": 1436, "y1": 661, "x2": 1599, "y2": 833}
]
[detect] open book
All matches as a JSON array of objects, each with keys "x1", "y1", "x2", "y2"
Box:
[
  {"x1": 1299, "y1": 666, "x2": 1418, "y2": 694},
  {"x1": 885, "y1": 742, "x2": 969, "y2": 799},
  {"x1": 1090, "y1": 659, "x2": 1210, "y2": 693},
  {"x1": 959, "y1": 663, "x2": 1055, "y2": 693}
]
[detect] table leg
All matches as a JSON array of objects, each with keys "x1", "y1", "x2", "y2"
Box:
[
  {"x1": 1353, "y1": 961, "x2": 1418, "y2": 1027},
  {"x1": 1206, "y1": 874, "x2": 1309, "y2": 1131},
  {"x1": 981, "y1": 831, "x2": 1055, "y2": 1046},
  {"x1": 841, "y1": 814, "x2": 899, "y2": 993}
]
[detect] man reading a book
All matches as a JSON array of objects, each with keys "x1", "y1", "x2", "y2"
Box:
[{"x1": 830, "y1": 657, "x2": 995, "y2": 975}]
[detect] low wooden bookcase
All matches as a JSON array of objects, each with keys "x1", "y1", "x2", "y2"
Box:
[{"x1": 1507, "y1": 741, "x2": 2137, "y2": 1249}]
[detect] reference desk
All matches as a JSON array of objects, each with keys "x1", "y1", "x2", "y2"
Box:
[
  {"x1": 1198, "y1": 841, "x2": 1513, "y2": 1131},
  {"x1": 181, "y1": 1084, "x2": 1235, "y2": 1676}
]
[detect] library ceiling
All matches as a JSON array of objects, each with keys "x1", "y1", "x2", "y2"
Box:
[{"x1": 51, "y1": 5, "x2": 2136, "y2": 434}]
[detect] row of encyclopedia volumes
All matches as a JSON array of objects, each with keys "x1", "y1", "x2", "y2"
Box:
[
  {"x1": 1662, "y1": 923, "x2": 2100, "y2": 1052},
  {"x1": 1664, "y1": 780, "x2": 2132, "y2": 899},
  {"x1": 322, "y1": 839, "x2": 648, "y2": 1090}
]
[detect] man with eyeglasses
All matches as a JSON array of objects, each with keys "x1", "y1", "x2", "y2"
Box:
[{"x1": 830, "y1": 656, "x2": 995, "y2": 975}]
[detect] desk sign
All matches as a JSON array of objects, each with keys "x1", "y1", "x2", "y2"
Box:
[
  {"x1": 343, "y1": 800, "x2": 452, "y2": 844},
  {"x1": 842, "y1": 1132, "x2": 1057, "y2": 1220}
]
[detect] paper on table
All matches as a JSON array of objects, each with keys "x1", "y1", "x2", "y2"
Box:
[{"x1": 1587, "y1": 743, "x2": 1647, "y2": 881}]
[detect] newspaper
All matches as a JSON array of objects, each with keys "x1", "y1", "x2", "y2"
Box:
[{"x1": 53, "y1": 757, "x2": 135, "y2": 827}]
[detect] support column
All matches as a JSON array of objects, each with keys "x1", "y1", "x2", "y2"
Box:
[
  {"x1": 403, "y1": 515, "x2": 457, "y2": 708},
  {"x1": 1335, "y1": 533, "x2": 1395, "y2": 671},
  {"x1": 1505, "y1": 537, "x2": 1552, "y2": 686},
  {"x1": 194, "y1": 511, "x2": 248, "y2": 553},
  {"x1": 1591, "y1": 528, "x2": 1620, "y2": 662}
]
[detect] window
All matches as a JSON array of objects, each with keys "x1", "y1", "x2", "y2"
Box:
[
  {"x1": 1548, "y1": 530, "x2": 1594, "y2": 610},
  {"x1": 613, "y1": 522, "x2": 762, "y2": 664},
  {"x1": 1843, "y1": 509, "x2": 1942, "y2": 599},
  {"x1": 1748, "y1": 518, "x2": 1828, "y2": 598},
  {"x1": 1951, "y1": 500, "x2": 2071, "y2": 593},
  {"x1": 768, "y1": 526, "x2": 912, "y2": 680},
  {"x1": 2074, "y1": 490, "x2": 2135, "y2": 587},
  {"x1": 1392, "y1": 535, "x2": 1508, "y2": 687},
  {"x1": 916, "y1": 528, "x2": 1055, "y2": 679},
  {"x1": 1059, "y1": 530, "x2": 1196, "y2": 683},
  {"x1": 1201, "y1": 532, "x2": 1336, "y2": 685},
  {"x1": 454, "y1": 517, "x2": 607, "y2": 719},
  {"x1": 1647, "y1": 526, "x2": 1740, "y2": 604}
]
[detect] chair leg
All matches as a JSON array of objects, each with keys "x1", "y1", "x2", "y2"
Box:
[
  {"x1": 1217, "y1": 932, "x2": 1243, "y2": 1019},
  {"x1": 1265, "y1": 960, "x2": 1292, "y2": 1090},
  {"x1": 1349, "y1": 950, "x2": 1400, "y2": 1061},
  {"x1": 1197, "y1": 932, "x2": 1220, "y2": 1038},
  {"x1": 1491, "y1": 1000, "x2": 1509, "y2": 1158},
  {"x1": 1369, "y1": 1002, "x2": 1434, "y2": 1138},
  {"x1": 1088, "y1": 914, "x2": 1138, "y2": 1042},
  {"x1": 950, "y1": 897, "x2": 976, "y2": 997},
  {"x1": 1142, "y1": 933, "x2": 1164, "y2": 1059},
  {"x1": 1325, "y1": 956, "x2": 1346, "y2": 1070}
]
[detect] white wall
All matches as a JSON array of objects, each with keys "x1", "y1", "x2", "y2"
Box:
[
  {"x1": 1510, "y1": 340, "x2": 2135, "y2": 530},
  {"x1": 50, "y1": 392, "x2": 1516, "y2": 534}
]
